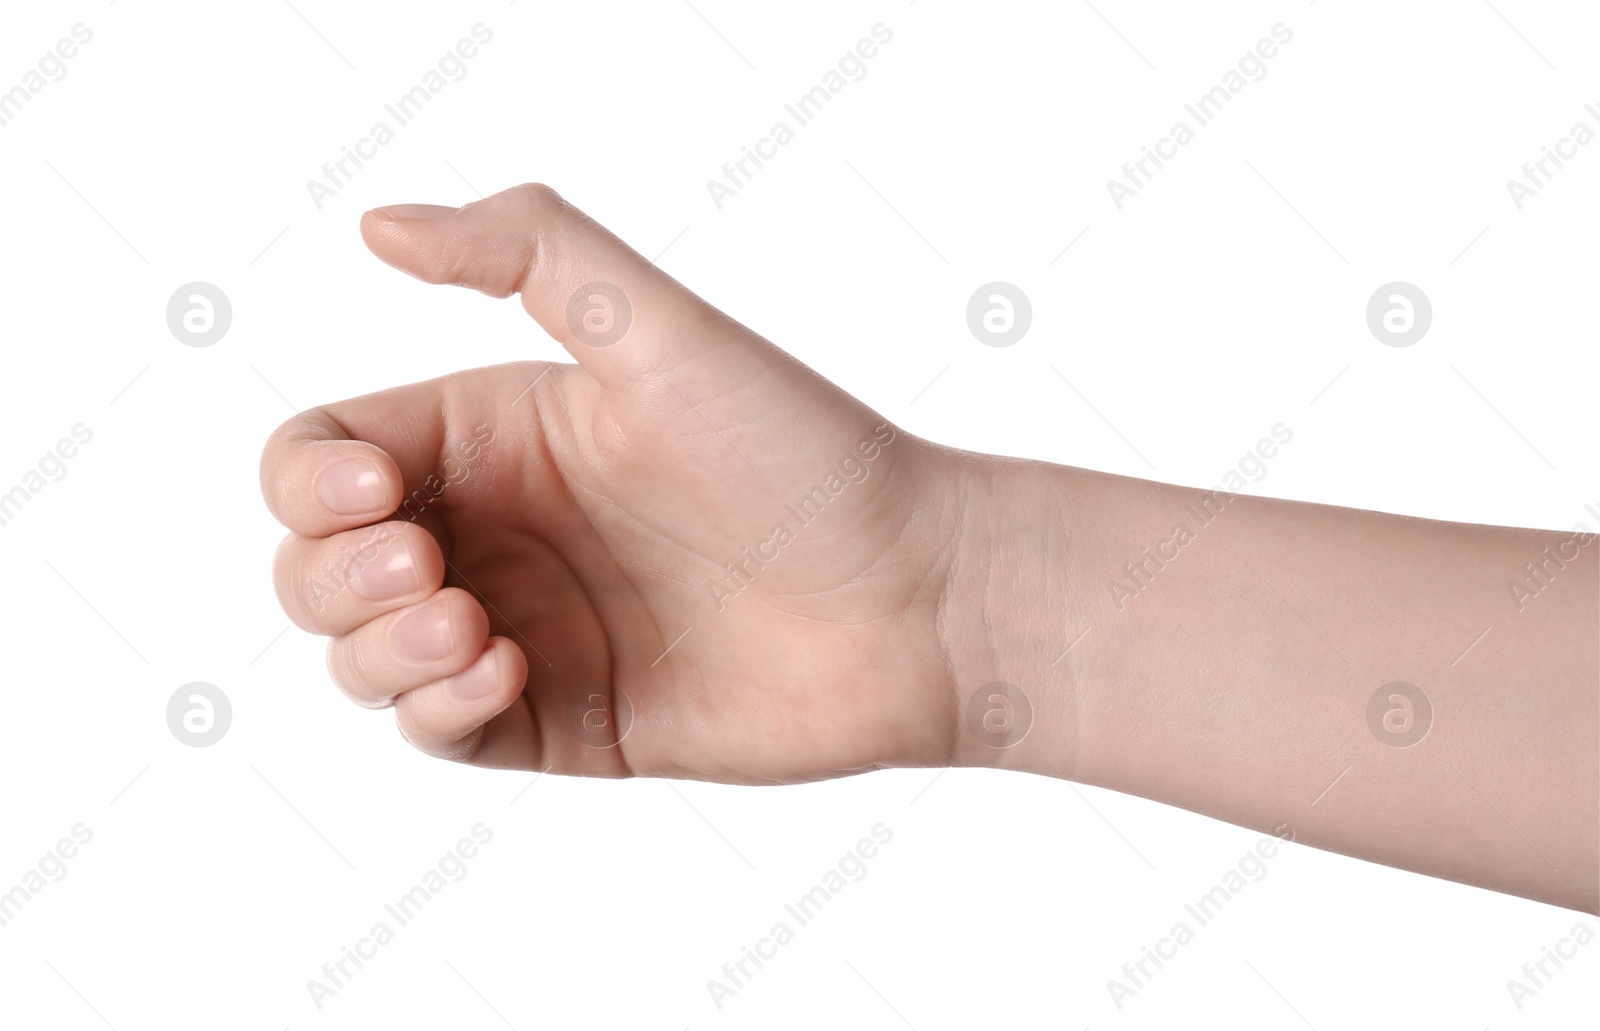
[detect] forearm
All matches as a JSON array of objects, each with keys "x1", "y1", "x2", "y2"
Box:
[{"x1": 941, "y1": 452, "x2": 1599, "y2": 912}]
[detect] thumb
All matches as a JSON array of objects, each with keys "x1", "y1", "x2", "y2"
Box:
[{"x1": 360, "y1": 183, "x2": 758, "y2": 396}]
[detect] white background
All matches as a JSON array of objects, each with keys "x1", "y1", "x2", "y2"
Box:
[{"x1": 0, "y1": 1, "x2": 1596, "y2": 1028}]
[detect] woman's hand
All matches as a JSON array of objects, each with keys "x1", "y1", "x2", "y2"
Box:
[
  {"x1": 260, "y1": 184, "x2": 997, "y2": 783},
  {"x1": 261, "y1": 181, "x2": 1597, "y2": 912}
]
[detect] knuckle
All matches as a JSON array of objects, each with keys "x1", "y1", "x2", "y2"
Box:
[
  {"x1": 395, "y1": 694, "x2": 481, "y2": 764},
  {"x1": 442, "y1": 183, "x2": 568, "y2": 300},
  {"x1": 259, "y1": 420, "x2": 306, "y2": 519},
  {"x1": 510, "y1": 181, "x2": 565, "y2": 214},
  {"x1": 437, "y1": 231, "x2": 492, "y2": 290},
  {"x1": 273, "y1": 536, "x2": 321, "y2": 631},
  {"x1": 508, "y1": 185, "x2": 566, "y2": 278},
  {"x1": 326, "y1": 636, "x2": 391, "y2": 710},
  {"x1": 265, "y1": 412, "x2": 303, "y2": 452}
]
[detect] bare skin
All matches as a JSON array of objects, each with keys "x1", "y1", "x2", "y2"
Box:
[{"x1": 261, "y1": 183, "x2": 1598, "y2": 913}]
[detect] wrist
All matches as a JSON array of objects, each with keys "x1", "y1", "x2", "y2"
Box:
[{"x1": 933, "y1": 448, "x2": 1090, "y2": 780}]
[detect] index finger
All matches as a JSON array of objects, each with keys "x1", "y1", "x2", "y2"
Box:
[{"x1": 259, "y1": 408, "x2": 405, "y2": 538}]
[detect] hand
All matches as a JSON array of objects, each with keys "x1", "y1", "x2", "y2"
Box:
[
  {"x1": 258, "y1": 184, "x2": 1597, "y2": 911},
  {"x1": 260, "y1": 184, "x2": 988, "y2": 783}
]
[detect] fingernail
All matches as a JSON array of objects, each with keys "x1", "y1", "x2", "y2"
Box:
[
  {"x1": 347, "y1": 534, "x2": 421, "y2": 600},
  {"x1": 389, "y1": 599, "x2": 454, "y2": 663},
  {"x1": 317, "y1": 458, "x2": 386, "y2": 515},
  {"x1": 449, "y1": 650, "x2": 500, "y2": 700},
  {"x1": 371, "y1": 203, "x2": 459, "y2": 221}
]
